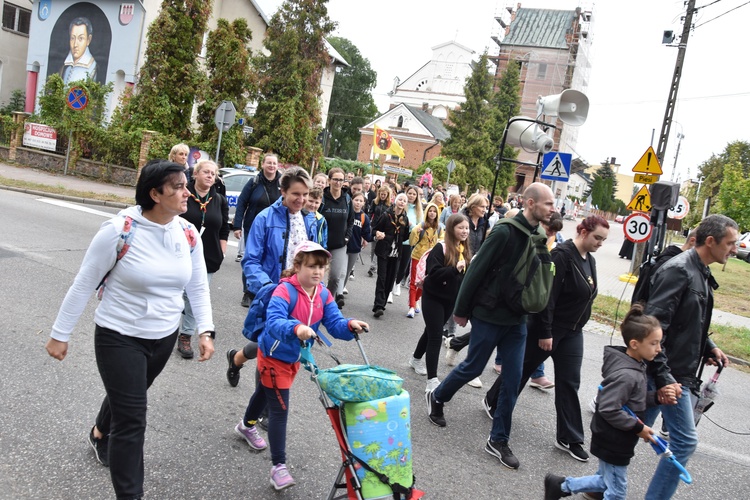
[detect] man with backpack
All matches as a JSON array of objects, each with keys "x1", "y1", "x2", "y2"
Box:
[{"x1": 426, "y1": 182, "x2": 556, "y2": 470}]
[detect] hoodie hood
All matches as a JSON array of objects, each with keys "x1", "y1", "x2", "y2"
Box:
[
  {"x1": 601, "y1": 345, "x2": 644, "y2": 379},
  {"x1": 424, "y1": 202, "x2": 441, "y2": 224}
]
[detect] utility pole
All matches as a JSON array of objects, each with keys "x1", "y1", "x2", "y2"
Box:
[{"x1": 655, "y1": 0, "x2": 696, "y2": 165}]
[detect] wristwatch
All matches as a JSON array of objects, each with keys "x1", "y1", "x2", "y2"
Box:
[{"x1": 199, "y1": 330, "x2": 215, "y2": 339}]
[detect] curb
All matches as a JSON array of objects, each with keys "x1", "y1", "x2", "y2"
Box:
[{"x1": 0, "y1": 184, "x2": 130, "y2": 209}]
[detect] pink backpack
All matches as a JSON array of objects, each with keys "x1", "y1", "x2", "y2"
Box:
[{"x1": 414, "y1": 242, "x2": 444, "y2": 289}]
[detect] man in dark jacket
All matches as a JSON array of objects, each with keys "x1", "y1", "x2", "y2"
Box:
[
  {"x1": 642, "y1": 214, "x2": 735, "y2": 499},
  {"x1": 631, "y1": 230, "x2": 696, "y2": 304},
  {"x1": 426, "y1": 182, "x2": 555, "y2": 470},
  {"x1": 232, "y1": 154, "x2": 281, "y2": 307}
]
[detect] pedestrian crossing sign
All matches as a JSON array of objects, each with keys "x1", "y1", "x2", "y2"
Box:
[
  {"x1": 540, "y1": 152, "x2": 572, "y2": 181},
  {"x1": 627, "y1": 185, "x2": 652, "y2": 212}
]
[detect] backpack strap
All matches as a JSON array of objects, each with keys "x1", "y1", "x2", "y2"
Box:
[
  {"x1": 177, "y1": 217, "x2": 198, "y2": 253},
  {"x1": 96, "y1": 216, "x2": 137, "y2": 299}
]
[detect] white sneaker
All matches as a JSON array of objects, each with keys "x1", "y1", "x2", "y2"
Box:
[
  {"x1": 467, "y1": 377, "x2": 483, "y2": 388},
  {"x1": 415, "y1": 303, "x2": 421, "y2": 314},
  {"x1": 343, "y1": 287, "x2": 349, "y2": 295},
  {"x1": 387, "y1": 293, "x2": 394, "y2": 304},
  {"x1": 445, "y1": 347, "x2": 458, "y2": 367},
  {"x1": 408, "y1": 356, "x2": 427, "y2": 376},
  {"x1": 426, "y1": 377, "x2": 440, "y2": 393},
  {"x1": 589, "y1": 396, "x2": 597, "y2": 414},
  {"x1": 407, "y1": 307, "x2": 415, "y2": 318},
  {"x1": 393, "y1": 283, "x2": 401, "y2": 296}
]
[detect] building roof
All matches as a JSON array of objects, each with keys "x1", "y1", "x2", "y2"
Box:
[
  {"x1": 405, "y1": 105, "x2": 450, "y2": 141},
  {"x1": 324, "y1": 39, "x2": 350, "y2": 67},
  {"x1": 501, "y1": 8, "x2": 577, "y2": 49}
]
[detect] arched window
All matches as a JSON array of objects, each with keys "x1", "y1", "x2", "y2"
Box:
[{"x1": 397, "y1": 116, "x2": 403, "y2": 128}]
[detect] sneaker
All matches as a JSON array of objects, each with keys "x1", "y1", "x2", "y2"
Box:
[
  {"x1": 336, "y1": 294, "x2": 345, "y2": 308},
  {"x1": 485, "y1": 438, "x2": 519, "y2": 469},
  {"x1": 343, "y1": 287, "x2": 349, "y2": 295},
  {"x1": 226, "y1": 349, "x2": 243, "y2": 387},
  {"x1": 387, "y1": 293, "x2": 393, "y2": 304},
  {"x1": 373, "y1": 308, "x2": 384, "y2": 318},
  {"x1": 482, "y1": 395, "x2": 494, "y2": 420},
  {"x1": 235, "y1": 422, "x2": 267, "y2": 450},
  {"x1": 588, "y1": 396, "x2": 597, "y2": 414},
  {"x1": 467, "y1": 376, "x2": 483, "y2": 388},
  {"x1": 426, "y1": 391, "x2": 446, "y2": 427},
  {"x1": 177, "y1": 334, "x2": 194, "y2": 359},
  {"x1": 660, "y1": 420, "x2": 669, "y2": 439},
  {"x1": 407, "y1": 307, "x2": 415, "y2": 318},
  {"x1": 555, "y1": 440, "x2": 589, "y2": 462},
  {"x1": 349, "y1": 270, "x2": 355, "y2": 280},
  {"x1": 493, "y1": 364, "x2": 502, "y2": 375},
  {"x1": 257, "y1": 414, "x2": 268, "y2": 431},
  {"x1": 444, "y1": 346, "x2": 458, "y2": 367},
  {"x1": 270, "y1": 464, "x2": 296, "y2": 490},
  {"x1": 529, "y1": 377, "x2": 555, "y2": 390},
  {"x1": 241, "y1": 292, "x2": 252, "y2": 308},
  {"x1": 368, "y1": 269, "x2": 374, "y2": 277},
  {"x1": 393, "y1": 283, "x2": 401, "y2": 296},
  {"x1": 88, "y1": 427, "x2": 109, "y2": 467},
  {"x1": 414, "y1": 304, "x2": 421, "y2": 314},
  {"x1": 409, "y1": 356, "x2": 427, "y2": 376},
  {"x1": 235, "y1": 254, "x2": 242, "y2": 262},
  {"x1": 425, "y1": 377, "x2": 440, "y2": 393},
  {"x1": 544, "y1": 473, "x2": 570, "y2": 499}
]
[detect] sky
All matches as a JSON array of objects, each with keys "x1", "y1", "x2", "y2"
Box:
[{"x1": 256, "y1": 0, "x2": 750, "y2": 183}]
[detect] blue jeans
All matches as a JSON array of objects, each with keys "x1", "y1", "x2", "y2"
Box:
[
  {"x1": 181, "y1": 273, "x2": 213, "y2": 335},
  {"x1": 245, "y1": 384, "x2": 291, "y2": 466},
  {"x1": 643, "y1": 381, "x2": 698, "y2": 499},
  {"x1": 562, "y1": 459, "x2": 627, "y2": 499},
  {"x1": 434, "y1": 316, "x2": 526, "y2": 443}
]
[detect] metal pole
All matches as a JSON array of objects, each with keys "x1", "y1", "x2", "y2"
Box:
[
  {"x1": 671, "y1": 133, "x2": 684, "y2": 182},
  {"x1": 216, "y1": 107, "x2": 226, "y2": 163},
  {"x1": 63, "y1": 132, "x2": 72, "y2": 176}
]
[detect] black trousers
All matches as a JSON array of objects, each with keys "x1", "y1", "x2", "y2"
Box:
[
  {"x1": 486, "y1": 329, "x2": 585, "y2": 444},
  {"x1": 412, "y1": 292, "x2": 454, "y2": 379},
  {"x1": 94, "y1": 325, "x2": 178, "y2": 500},
  {"x1": 395, "y1": 244, "x2": 412, "y2": 285},
  {"x1": 373, "y1": 255, "x2": 398, "y2": 311}
]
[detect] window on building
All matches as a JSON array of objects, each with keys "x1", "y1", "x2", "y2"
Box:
[
  {"x1": 397, "y1": 116, "x2": 403, "y2": 128},
  {"x1": 537, "y1": 63, "x2": 547, "y2": 79},
  {"x1": 2, "y1": 3, "x2": 31, "y2": 35},
  {"x1": 389, "y1": 155, "x2": 400, "y2": 162}
]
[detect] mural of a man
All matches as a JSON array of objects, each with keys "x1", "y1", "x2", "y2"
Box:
[{"x1": 60, "y1": 17, "x2": 97, "y2": 84}]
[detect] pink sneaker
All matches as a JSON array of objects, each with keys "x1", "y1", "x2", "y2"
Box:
[
  {"x1": 270, "y1": 464, "x2": 296, "y2": 490},
  {"x1": 235, "y1": 422, "x2": 267, "y2": 450}
]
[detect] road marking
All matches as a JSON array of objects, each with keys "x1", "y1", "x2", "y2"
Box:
[{"x1": 37, "y1": 198, "x2": 114, "y2": 218}]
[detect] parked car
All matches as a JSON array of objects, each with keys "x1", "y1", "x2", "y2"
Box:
[
  {"x1": 737, "y1": 232, "x2": 750, "y2": 262},
  {"x1": 614, "y1": 214, "x2": 625, "y2": 223},
  {"x1": 219, "y1": 169, "x2": 257, "y2": 224}
]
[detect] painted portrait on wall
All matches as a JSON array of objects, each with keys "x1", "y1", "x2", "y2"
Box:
[{"x1": 46, "y1": 3, "x2": 111, "y2": 85}]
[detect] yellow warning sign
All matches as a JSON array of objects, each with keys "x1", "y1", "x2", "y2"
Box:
[
  {"x1": 627, "y1": 185, "x2": 652, "y2": 212},
  {"x1": 632, "y1": 146, "x2": 663, "y2": 175}
]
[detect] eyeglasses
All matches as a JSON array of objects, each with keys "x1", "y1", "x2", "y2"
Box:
[{"x1": 331, "y1": 178, "x2": 345, "y2": 183}]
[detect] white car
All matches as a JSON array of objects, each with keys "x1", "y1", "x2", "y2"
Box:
[
  {"x1": 219, "y1": 169, "x2": 257, "y2": 224},
  {"x1": 737, "y1": 232, "x2": 750, "y2": 263}
]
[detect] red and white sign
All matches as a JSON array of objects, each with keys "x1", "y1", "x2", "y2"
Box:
[
  {"x1": 668, "y1": 196, "x2": 690, "y2": 220},
  {"x1": 623, "y1": 212, "x2": 652, "y2": 243},
  {"x1": 23, "y1": 123, "x2": 57, "y2": 152}
]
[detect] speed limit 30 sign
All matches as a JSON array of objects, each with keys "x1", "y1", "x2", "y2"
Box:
[{"x1": 623, "y1": 212, "x2": 652, "y2": 243}]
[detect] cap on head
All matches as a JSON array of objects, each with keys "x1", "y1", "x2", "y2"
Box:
[{"x1": 293, "y1": 241, "x2": 331, "y2": 259}]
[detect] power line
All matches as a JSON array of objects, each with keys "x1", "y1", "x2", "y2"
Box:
[{"x1": 695, "y1": 0, "x2": 750, "y2": 27}]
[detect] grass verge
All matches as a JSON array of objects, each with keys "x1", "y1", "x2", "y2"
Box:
[
  {"x1": 593, "y1": 294, "x2": 750, "y2": 363},
  {"x1": 0, "y1": 175, "x2": 133, "y2": 205}
]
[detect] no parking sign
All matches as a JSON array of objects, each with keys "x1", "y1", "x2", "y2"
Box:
[{"x1": 623, "y1": 212, "x2": 652, "y2": 243}]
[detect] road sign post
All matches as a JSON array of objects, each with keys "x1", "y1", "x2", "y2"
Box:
[
  {"x1": 445, "y1": 159, "x2": 456, "y2": 185},
  {"x1": 214, "y1": 101, "x2": 237, "y2": 163},
  {"x1": 623, "y1": 212, "x2": 652, "y2": 243}
]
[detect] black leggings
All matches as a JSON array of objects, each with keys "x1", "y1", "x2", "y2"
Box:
[
  {"x1": 395, "y1": 244, "x2": 412, "y2": 284},
  {"x1": 412, "y1": 292, "x2": 454, "y2": 379},
  {"x1": 373, "y1": 255, "x2": 399, "y2": 311}
]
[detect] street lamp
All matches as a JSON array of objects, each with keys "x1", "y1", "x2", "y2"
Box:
[{"x1": 490, "y1": 89, "x2": 589, "y2": 201}]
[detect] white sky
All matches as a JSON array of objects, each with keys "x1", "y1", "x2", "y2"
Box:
[{"x1": 256, "y1": 0, "x2": 750, "y2": 182}]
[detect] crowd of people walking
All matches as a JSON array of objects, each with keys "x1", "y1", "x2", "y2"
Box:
[{"x1": 44, "y1": 152, "x2": 737, "y2": 499}]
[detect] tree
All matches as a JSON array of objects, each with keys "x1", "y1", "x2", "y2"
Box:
[
  {"x1": 199, "y1": 18, "x2": 258, "y2": 166},
  {"x1": 441, "y1": 52, "x2": 496, "y2": 191},
  {"x1": 0, "y1": 89, "x2": 25, "y2": 115},
  {"x1": 325, "y1": 36, "x2": 378, "y2": 160},
  {"x1": 415, "y1": 156, "x2": 468, "y2": 188},
  {"x1": 489, "y1": 60, "x2": 521, "y2": 198},
  {"x1": 251, "y1": 0, "x2": 335, "y2": 166},
  {"x1": 585, "y1": 163, "x2": 618, "y2": 212},
  {"x1": 119, "y1": 0, "x2": 211, "y2": 138},
  {"x1": 716, "y1": 154, "x2": 750, "y2": 231}
]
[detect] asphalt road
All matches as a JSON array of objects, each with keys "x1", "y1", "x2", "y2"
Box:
[{"x1": 2, "y1": 189, "x2": 749, "y2": 499}]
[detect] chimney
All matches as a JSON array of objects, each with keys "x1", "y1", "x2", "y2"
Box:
[{"x1": 422, "y1": 102, "x2": 429, "y2": 112}]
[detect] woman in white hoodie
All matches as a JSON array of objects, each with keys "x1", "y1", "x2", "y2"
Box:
[{"x1": 45, "y1": 161, "x2": 215, "y2": 500}]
